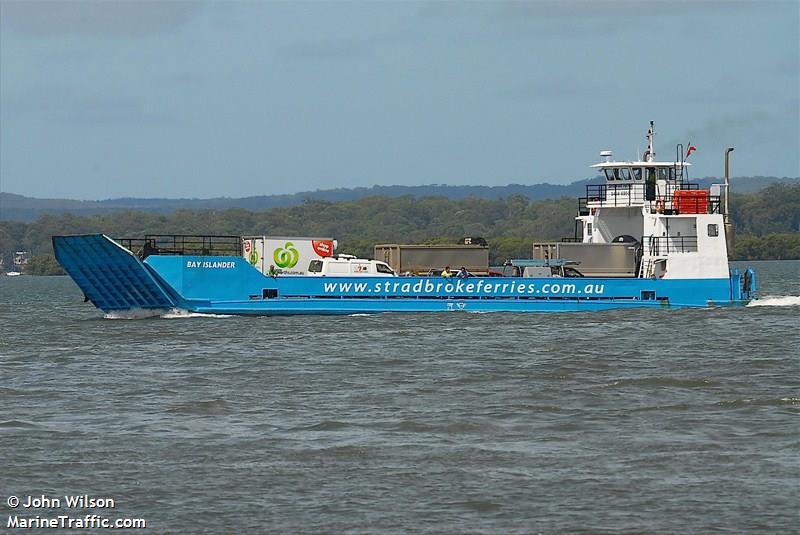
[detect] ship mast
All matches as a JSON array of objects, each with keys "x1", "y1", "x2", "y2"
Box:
[{"x1": 646, "y1": 120, "x2": 655, "y2": 162}]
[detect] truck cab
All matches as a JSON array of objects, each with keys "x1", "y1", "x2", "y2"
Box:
[{"x1": 307, "y1": 255, "x2": 396, "y2": 277}]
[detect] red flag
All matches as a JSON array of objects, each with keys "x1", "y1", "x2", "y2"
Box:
[{"x1": 686, "y1": 144, "x2": 697, "y2": 158}]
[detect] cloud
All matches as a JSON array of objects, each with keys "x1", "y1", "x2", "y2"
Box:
[
  {"x1": 491, "y1": 0, "x2": 763, "y2": 20},
  {"x1": 2, "y1": 85, "x2": 177, "y2": 126},
  {"x1": 279, "y1": 30, "x2": 410, "y2": 62},
  {"x1": 775, "y1": 54, "x2": 800, "y2": 77},
  {"x1": 0, "y1": 0, "x2": 203, "y2": 36},
  {"x1": 414, "y1": 0, "x2": 766, "y2": 22},
  {"x1": 279, "y1": 37, "x2": 371, "y2": 62},
  {"x1": 502, "y1": 77, "x2": 599, "y2": 100}
]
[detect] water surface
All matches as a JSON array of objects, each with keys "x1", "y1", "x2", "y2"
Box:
[{"x1": 1, "y1": 260, "x2": 798, "y2": 533}]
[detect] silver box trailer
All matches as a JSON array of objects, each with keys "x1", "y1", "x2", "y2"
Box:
[
  {"x1": 374, "y1": 244, "x2": 490, "y2": 275},
  {"x1": 532, "y1": 242, "x2": 638, "y2": 277}
]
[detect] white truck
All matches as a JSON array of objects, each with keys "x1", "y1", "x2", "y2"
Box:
[
  {"x1": 242, "y1": 236, "x2": 336, "y2": 275},
  {"x1": 307, "y1": 255, "x2": 396, "y2": 277}
]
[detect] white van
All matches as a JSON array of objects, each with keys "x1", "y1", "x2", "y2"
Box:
[{"x1": 307, "y1": 255, "x2": 396, "y2": 277}]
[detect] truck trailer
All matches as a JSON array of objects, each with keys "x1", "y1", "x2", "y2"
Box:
[
  {"x1": 374, "y1": 243, "x2": 490, "y2": 275},
  {"x1": 243, "y1": 236, "x2": 336, "y2": 275}
]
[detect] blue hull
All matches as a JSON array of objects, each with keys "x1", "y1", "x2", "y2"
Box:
[{"x1": 53, "y1": 235, "x2": 757, "y2": 315}]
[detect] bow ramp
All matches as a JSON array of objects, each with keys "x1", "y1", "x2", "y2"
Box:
[{"x1": 53, "y1": 234, "x2": 175, "y2": 312}]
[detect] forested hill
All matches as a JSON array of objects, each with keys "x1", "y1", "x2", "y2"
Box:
[
  {"x1": 2, "y1": 176, "x2": 796, "y2": 222},
  {"x1": 2, "y1": 183, "x2": 798, "y2": 273}
]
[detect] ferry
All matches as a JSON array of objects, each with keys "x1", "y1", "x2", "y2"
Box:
[{"x1": 53, "y1": 123, "x2": 757, "y2": 315}]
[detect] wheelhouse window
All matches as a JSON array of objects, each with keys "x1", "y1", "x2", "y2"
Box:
[
  {"x1": 604, "y1": 168, "x2": 618, "y2": 181},
  {"x1": 657, "y1": 168, "x2": 669, "y2": 181},
  {"x1": 632, "y1": 168, "x2": 642, "y2": 180},
  {"x1": 619, "y1": 168, "x2": 631, "y2": 181},
  {"x1": 707, "y1": 224, "x2": 719, "y2": 237},
  {"x1": 308, "y1": 260, "x2": 323, "y2": 273}
]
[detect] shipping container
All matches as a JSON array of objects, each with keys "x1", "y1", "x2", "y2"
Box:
[
  {"x1": 374, "y1": 244, "x2": 490, "y2": 275},
  {"x1": 532, "y1": 242, "x2": 639, "y2": 277}
]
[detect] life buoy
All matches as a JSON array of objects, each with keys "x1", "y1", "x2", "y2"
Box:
[{"x1": 655, "y1": 199, "x2": 665, "y2": 213}]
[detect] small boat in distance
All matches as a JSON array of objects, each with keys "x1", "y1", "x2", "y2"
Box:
[{"x1": 53, "y1": 122, "x2": 757, "y2": 315}]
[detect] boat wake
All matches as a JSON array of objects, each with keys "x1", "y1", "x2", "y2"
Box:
[
  {"x1": 746, "y1": 295, "x2": 800, "y2": 307},
  {"x1": 104, "y1": 308, "x2": 232, "y2": 319},
  {"x1": 161, "y1": 309, "x2": 233, "y2": 319},
  {"x1": 104, "y1": 309, "x2": 170, "y2": 320}
]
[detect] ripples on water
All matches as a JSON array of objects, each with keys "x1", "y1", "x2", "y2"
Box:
[{"x1": 1, "y1": 261, "x2": 798, "y2": 533}]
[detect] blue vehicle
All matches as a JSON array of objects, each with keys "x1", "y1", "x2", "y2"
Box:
[{"x1": 53, "y1": 123, "x2": 757, "y2": 315}]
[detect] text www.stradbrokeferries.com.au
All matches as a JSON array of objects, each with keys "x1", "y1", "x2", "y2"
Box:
[{"x1": 322, "y1": 279, "x2": 606, "y2": 296}]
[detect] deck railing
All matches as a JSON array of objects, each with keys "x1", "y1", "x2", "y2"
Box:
[
  {"x1": 578, "y1": 183, "x2": 721, "y2": 215},
  {"x1": 642, "y1": 235, "x2": 698, "y2": 256},
  {"x1": 115, "y1": 235, "x2": 242, "y2": 259},
  {"x1": 579, "y1": 184, "x2": 646, "y2": 213}
]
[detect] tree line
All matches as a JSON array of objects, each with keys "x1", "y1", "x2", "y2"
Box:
[{"x1": 1, "y1": 183, "x2": 798, "y2": 275}]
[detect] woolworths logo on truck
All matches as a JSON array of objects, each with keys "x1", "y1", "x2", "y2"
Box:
[
  {"x1": 243, "y1": 240, "x2": 260, "y2": 266},
  {"x1": 273, "y1": 242, "x2": 300, "y2": 268}
]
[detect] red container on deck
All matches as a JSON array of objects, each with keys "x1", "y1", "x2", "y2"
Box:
[{"x1": 673, "y1": 190, "x2": 709, "y2": 214}]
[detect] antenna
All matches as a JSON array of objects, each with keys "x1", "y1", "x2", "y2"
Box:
[
  {"x1": 676, "y1": 143, "x2": 684, "y2": 182},
  {"x1": 646, "y1": 120, "x2": 655, "y2": 162}
]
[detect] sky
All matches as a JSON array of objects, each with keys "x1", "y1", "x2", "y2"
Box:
[{"x1": 0, "y1": 0, "x2": 798, "y2": 200}]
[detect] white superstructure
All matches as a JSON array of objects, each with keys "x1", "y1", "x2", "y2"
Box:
[{"x1": 575, "y1": 121, "x2": 729, "y2": 280}]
